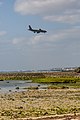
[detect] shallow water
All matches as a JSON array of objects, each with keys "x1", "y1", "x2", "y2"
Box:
[{"x1": 0, "y1": 80, "x2": 46, "y2": 93}]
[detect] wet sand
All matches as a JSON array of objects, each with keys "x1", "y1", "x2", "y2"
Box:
[{"x1": 0, "y1": 89, "x2": 80, "y2": 120}]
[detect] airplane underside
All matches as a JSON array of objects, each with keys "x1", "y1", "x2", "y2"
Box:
[{"x1": 28, "y1": 25, "x2": 47, "y2": 33}]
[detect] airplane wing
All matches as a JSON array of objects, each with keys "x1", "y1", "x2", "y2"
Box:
[{"x1": 28, "y1": 25, "x2": 47, "y2": 33}]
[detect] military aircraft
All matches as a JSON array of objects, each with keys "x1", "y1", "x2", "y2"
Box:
[{"x1": 28, "y1": 25, "x2": 47, "y2": 33}]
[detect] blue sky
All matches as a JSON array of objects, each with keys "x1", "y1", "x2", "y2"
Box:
[{"x1": 0, "y1": 0, "x2": 80, "y2": 71}]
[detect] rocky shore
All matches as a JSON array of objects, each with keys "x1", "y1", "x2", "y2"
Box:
[{"x1": 0, "y1": 89, "x2": 80, "y2": 120}]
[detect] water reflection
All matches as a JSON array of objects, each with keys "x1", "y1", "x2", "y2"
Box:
[
  {"x1": 0, "y1": 80, "x2": 40, "y2": 92},
  {"x1": 0, "y1": 80, "x2": 47, "y2": 93}
]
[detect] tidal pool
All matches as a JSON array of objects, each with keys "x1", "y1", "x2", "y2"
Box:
[{"x1": 0, "y1": 80, "x2": 47, "y2": 93}]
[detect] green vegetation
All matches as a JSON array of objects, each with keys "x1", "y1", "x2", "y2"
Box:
[
  {"x1": 0, "y1": 72, "x2": 45, "y2": 80},
  {"x1": 0, "y1": 71, "x2": 78, "y2": 81},
  {"x1": 32, "y1": 77, "x2": 80, "y2": 83},
  {"x1": 0, "y1": 72, "x2": 80, "y2": 89},
  {"x1": 31, "y1": 77, "x2": 80, "y2": 89}
]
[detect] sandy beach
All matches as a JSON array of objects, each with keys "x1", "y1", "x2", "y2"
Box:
[{"x1": 0, "y1": 89, "x2": 80, "y2": 120}]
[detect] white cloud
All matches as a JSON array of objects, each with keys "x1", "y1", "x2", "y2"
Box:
[
  {"x1": 12, "y1": 27, "x2": 80, "y2": 49},
  {"x1": 14, "y1": 0, "x2": 80, "y2": 24},
  {"x1": 14, "y1": 0, "x2": 54, "y2": 15},
  {"x1": 31, "y1": 28, "x2": 80, "y2": 44},
  {"x1": 0, "y1": 31, "x2": 7, "y2": 36},
  {"x1": 14, "y1": 0, "x2": 80, "y2": 15},
  {"x1": 44, "y1": 14, "x2": 80, "y2": 24},
  {"x1": 29, "y1": 33, "x2": 64, "y2": 46},
  {"x1": 12, "y1": 37, "x2": 27, "y2": 45},
  {"x1": 12, "y1": 38, "x2": 21, "y2": 45}
]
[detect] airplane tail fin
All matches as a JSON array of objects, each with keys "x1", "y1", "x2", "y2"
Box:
[{"x1": 29, "y1": 25, "x2": 32, "y2": 30}]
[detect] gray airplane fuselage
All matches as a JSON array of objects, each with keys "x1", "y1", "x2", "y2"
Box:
[{"x1": 28, "y1": 25, "x2": 47, "y2": 33}]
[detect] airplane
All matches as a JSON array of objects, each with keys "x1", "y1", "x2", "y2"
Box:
[{"x1": 28, "y1": 25, "x2": 47, "y2": 33}]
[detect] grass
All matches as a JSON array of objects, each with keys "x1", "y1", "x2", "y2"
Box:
[
  {"x1": 31, "y1": 77, "x2": 80, "y2": 89},
  {"x1": 32, "y1": 77, "x2": 80, "y2": 83}
]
